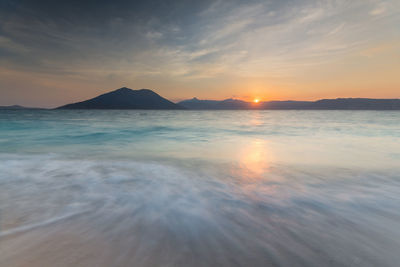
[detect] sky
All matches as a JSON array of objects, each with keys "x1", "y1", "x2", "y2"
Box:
[{"x1": 0, "y1": 0, "x2": 399, "y2": 107}]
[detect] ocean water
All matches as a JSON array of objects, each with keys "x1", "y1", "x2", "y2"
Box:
[{"x1": 0, "y1": 110, "x2": 400, "y2": 267}]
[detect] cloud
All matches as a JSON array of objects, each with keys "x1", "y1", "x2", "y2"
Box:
[
  {"x1": 370, "y1": 3, "x2": 387, "y2": 16},
  {"x1": 0, "y1": 35, "x2": 29, "y2": 53},
  {"x1": 0, "y1": 0, "x2": 399, "y2": 105},
  {"x1": 165, "y1": 0, "x2": 397, "y2": 79}
]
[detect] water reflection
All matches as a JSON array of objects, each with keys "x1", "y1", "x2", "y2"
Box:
[
  {"x1": 248, "y1": 110, "x2": 264, "y2": 126},
  {"x1": 239, "y1": 139, "x2": 271, "y2": 178}
]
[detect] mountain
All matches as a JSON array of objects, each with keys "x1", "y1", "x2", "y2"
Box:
[
  {"x1": 57, "y1": 87, "x2": 184, "y2": 109},
  {"x1": 178, "y1": 98, "x2": 400, "y2": 110},
  {"x1": 178, "y1": 98, "x2": 221, "y2": 109},
  {"x1": 0, "y1": 105, "x2": 26, "y2": 110},
  {"x1": 262, "y1": 101, "x2": 312, "y2": 109},
  {"x1": 178, "y1": 98, "x2": 312, "y2": 110},
  {"x1": 308, "y1": 98, "x2": 400, "y2": 110},
  {"x1": 0, "y1": 105, "x2": 43, "y2": 110},
  {"x1": 178, "y1": 98, "x2": 252, "y2": 109}
]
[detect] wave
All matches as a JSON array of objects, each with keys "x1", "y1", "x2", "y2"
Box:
[
  {"x1": 1, "y1": 153, "x2": 400, "y2": 266},
  {"x1": 0, "y1": 209, "x2": 91, "y2": 238}
]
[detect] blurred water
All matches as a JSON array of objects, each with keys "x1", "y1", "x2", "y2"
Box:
[{"x1": 0, "y1": 110, "x2": 399, "y2": 266}]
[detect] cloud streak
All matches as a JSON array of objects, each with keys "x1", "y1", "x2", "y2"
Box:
[{"x1": 0, "y1": 0, "x2": 399, "y2": 106}]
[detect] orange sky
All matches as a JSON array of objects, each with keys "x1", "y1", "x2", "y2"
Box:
[{"x1": 0, "y1": 0, "x2": 399, "y2": 107}]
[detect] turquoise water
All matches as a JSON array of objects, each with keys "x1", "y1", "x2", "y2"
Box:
[{"x1": 1, "y1": 110, "x2": 400, "y2": 266}]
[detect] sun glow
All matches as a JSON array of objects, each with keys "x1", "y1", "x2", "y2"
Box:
[{"x1": 254, "y1": 99, "x2": 260, "y2": 103}]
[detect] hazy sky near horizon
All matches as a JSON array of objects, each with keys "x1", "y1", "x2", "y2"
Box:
[{"x1": 0, "y1": 0, "x2": 399, "y2": 107}]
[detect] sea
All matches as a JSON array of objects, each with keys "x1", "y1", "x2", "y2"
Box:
[{"x1": 0, "y1": 110, "x2": 399, "y2": 267}]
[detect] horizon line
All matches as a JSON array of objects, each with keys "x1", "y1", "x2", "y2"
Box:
[{"x1": 2, "y1": 96, "x2": 400, "y2": 109}]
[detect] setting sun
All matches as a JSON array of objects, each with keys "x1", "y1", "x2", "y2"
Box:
[{"x1": 254, "y1": 99, "x2": 260, "y2": 103}]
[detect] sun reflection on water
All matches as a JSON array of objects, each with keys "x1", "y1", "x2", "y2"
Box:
[{"x1": 239, "y1": 139, "x2": 272, "y2": 178}]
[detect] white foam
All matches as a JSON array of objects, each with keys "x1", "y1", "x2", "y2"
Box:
[{"x1": 0, "y1": 209, "x2": 91, "y2": 238}]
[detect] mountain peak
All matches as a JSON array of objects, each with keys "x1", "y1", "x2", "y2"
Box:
[
  {"x1": 112, "y1": 88, "x2": 157, "y2": 95},
  {"x1": 115, "y1": 87, "x2": 132, "y2": 92}
]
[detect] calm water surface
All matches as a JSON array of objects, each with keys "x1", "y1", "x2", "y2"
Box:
[{"x1": 0, "y1": 110, "x2": 400, "y2": 266}]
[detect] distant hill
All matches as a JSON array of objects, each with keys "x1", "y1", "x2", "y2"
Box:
[
  {"x1": 179, "y1": 98, "x2": 250, "y2": 109},
  {"x1": 57, "y1": 87, "x2": 184, "y2": 109},
  {"x1": 0, "y1": 105, "x2": 26, "y2": 110},
  {"x1": 309, "y1": 98, "x2": 400, "y2": 110},
  {"x1": 179, "y1": 98, "x2": 400, "y2": 110},
  {"x1": 0, "y1": 105, "x2": 43, "y2": 110}
]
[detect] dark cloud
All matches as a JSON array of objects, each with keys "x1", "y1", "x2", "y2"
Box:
[{"x1": 1, "y1": 0, "x2": 397, "y2": 75}]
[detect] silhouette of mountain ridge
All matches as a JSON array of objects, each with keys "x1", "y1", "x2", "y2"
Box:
[
  {"x1": 0, "y1": 105, "x2": 44, "y2": 110},
  {"x1": 178, "y1": 97, "x2": 400, "y2": 110},
  {"x1": 57, "y1": 87, "x2": 184, "y2": 109}
]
